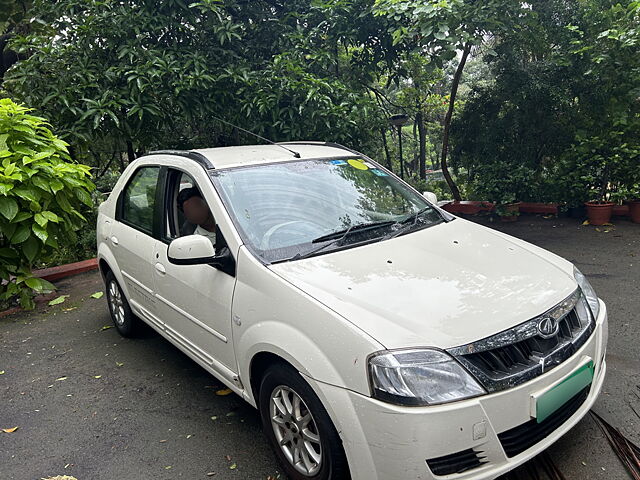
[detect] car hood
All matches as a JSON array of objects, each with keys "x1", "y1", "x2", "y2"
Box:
[{"x1": 268, "y1": 218, "x2": 577, "y2": 350}]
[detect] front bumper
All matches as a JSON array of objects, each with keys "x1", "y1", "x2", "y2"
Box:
[{"x1": 307, "y1": 300, "x2": 608, "y2": 480}]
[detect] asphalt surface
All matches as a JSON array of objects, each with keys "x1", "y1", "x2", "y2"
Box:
[{"x1": 1, "y1": 215, "x2": 638, "y2": 480}]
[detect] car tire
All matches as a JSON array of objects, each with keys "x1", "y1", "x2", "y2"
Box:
[
  {"x1": 258, "y1": 362, "x2": 350, "y2": 480},
  {"x1": 105, "y1": 271, "x2": 140, "y2": 337}
]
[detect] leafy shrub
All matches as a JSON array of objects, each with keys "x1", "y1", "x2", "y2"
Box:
[{"x1": 0, "y1": 98, "x2": 95, "y2": 309}]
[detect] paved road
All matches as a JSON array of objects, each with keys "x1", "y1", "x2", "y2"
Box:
[{"x1": 1, "y1": 215, "x2": 638, "y2": 479}]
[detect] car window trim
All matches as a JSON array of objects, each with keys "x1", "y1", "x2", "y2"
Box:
[{"x1": 115, "y1": 165, "x2": 165, "y2": 239}]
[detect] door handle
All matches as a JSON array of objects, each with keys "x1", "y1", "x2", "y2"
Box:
[
  {"x1": 110, "y1": 236, "x2": 119, "y2": 245},
  {"x1": 155, "y1": 262, "x2": 166, "y2": 274}
]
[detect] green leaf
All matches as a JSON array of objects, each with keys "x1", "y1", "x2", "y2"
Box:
[
  {"x1": 41, "y1": 211, "x2": 60, "y2": 223},
  {"x1": 31, "y1": 176, "x2": 51, "y2": 193},
  {"x1": 12, "y1": 186, "x2": 39, "y2": 203},
  {"x1": 75, "y1": 188, "x2": 93, "y2": 207},
  {"x1": 0, "y1": 196, "x2": 18, "y2": 220},
  {"x1": 10, "y1": 225, "x2": 31, "y2": 244},
  {"x1": 25, "y1": 276, "x2": 55, "y2": 293},
  {"x1": 48, "y1": 295, "x2": 69, "y2": 306},
  {"x1": 50, "y1": 179, "x2": 64, "y2": 193},
  {"x1": 23, "y1": 236, "x2": 39, "y2": 262},
  {"x1": 90, "y1": 291, "x2": 104, "y2": 299},
  {"x1": 12, "y1": 211, "x2": 32, "y2": 223},
  {"x1": 34, "y1": 212, "x2": 48, "y2": 227},
  {"x1": 56, "y1": 192, "x2": 73, "y2": 213},
  {"x1": 0, "y1": 182, "x2": 13, "y2": 195},
  {"x1": 32, "y1": 223, "x2": 48, "y2": 243}
]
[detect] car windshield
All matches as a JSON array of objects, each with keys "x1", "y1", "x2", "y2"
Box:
[{"x1": 211, "y1": 157, "x2": 444, "y2": 263}]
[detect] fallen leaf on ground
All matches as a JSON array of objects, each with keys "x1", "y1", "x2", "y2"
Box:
[
  {"x1": 2, "y1": 427, "x2": 18, "y2": 433},
  {"x1": 93, "y1": 375, "x2": 102, "y2": 379},
  {"x1": 41, "y1": 476, "x2": 78, "y2": 480},
  {"x1": 210, "y1": 416, "x2": 218, "y2": 421},
  {"x1": 159, "y1": 439, "x2": 167, "y2": 443},
  {"x1": 62, "y1": 307, "x2": 77, "y2": 312},
  {"x1": 229, "y1": 463, "x2": 237, "y2": 470},
  {"x1": 90, "y1": 291, "x2": 104, "y2": 299},
  {"x1": 55, "y1": 376, "x2": 67, "y2": 381},
  {"x1": 582, "y1": 220, "x2": 590, "y2": 225},
  {"x1": 115, "y1": 362, "x2": 124, "y2": 367},
  {"x1": 165, "y1": 466, "x2": 172, "y2": 470},
  {"x1": 0, "y1": 370, "x2": 5, "y2": 374},
  {"x1": 48, "y1": 295, "x2": 69, "y2": 306},
  {"x1": 206, "y1": 473, "x2": 216, "y2": 476},
  {"x1": 215, "y1": 388, "x2": 232, "y2": 396},
  {"x1": 101, "y1": 325, "x2": 113, "y2": 331}
]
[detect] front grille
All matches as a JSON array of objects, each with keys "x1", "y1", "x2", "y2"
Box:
[
  {"x1": 426, "y1": 448, "x2": 487, "y2": 476},
  {"x1": 498, "y1": 386, "x2": 589, "y2": 457},
  {"x1": 447, "y1": 290, "x2": 596, "y2": 392}
]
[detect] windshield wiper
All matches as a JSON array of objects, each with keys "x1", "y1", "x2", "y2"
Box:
[
  {"x1": 382, "y1": 207, "x2": 437, "y2": 240},
  {"x1": 289, "y1": 220, "x2": 395, "y2": 261},
  {"x1": 311, "y1": 220, "x2": 396, "y2": 243}
]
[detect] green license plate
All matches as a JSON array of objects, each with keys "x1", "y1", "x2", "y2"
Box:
[{"x1": 535, "y1": 361, "x2": 594, "y2": 423}]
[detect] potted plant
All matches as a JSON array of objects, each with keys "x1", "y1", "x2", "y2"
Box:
[
  {"x1": 496, "y1": 194, "x2": 521, "y2": 222},
  {"x1": 628, "y1": 184, "x2": 640, "y2": 224},
  {"x1": 581, "y1": 150, "x2": 615, "y2": 225},
  {"x1": 585, "y1": 197, "x2": 615, "y2": 226}
]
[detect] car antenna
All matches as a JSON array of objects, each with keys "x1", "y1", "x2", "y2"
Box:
[{"x1": 209, "y1": 114, "x2": 301, "y2": 158}]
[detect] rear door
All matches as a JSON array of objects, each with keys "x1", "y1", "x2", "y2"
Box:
[{"x1": 111, "y1": 165, "x2": 164, "y2": 318}]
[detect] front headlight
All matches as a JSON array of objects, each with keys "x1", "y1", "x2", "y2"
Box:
[
  {"x1": 368, "y1": 348, "x2": 486, "y2": 406},
  {"x1": 574, "y1": 267, "x2": 600, "y2": 319}
]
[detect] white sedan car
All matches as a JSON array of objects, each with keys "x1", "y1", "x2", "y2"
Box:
[{"x1": 96, "y1": 142, "x2": 607, "y2": 480}]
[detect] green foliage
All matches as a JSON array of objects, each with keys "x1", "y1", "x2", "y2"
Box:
[
  {"x1": 450, "y1": 0, "x2": 640, "y2": 206},
  {"x1": 0, "y1": 98, "x2": 95, "y2": 309},
  {"x1": 3, "y1": 0, "x2": 385, "y2": 157}
]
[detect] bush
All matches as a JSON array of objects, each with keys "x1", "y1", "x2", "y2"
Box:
[{"x1": 0, "y1": 98, "x2": 95, "y2": 309}]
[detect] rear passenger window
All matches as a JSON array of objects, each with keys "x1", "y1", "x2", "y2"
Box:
[{"x1": 121, "y1": 167, "x2": 160, "y2": 234}]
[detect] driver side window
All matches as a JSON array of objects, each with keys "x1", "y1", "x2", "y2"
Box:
[{"x1": 164, "y1": 170, "x2": 216, "y2": 248}]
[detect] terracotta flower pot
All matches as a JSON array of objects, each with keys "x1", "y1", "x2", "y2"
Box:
[
  {"x1": 498, "y1": 202, "x2": 521, "y2": 222},
  {"x1": 584, "y1": 202, "x2": 614, "y2": 226},
  {"x1": 629, "y1": 201, "x2": 640, "y2": 224}
]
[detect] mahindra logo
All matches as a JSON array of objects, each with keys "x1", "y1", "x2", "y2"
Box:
[{"x1": 538, "y1": 317, "x2": 559, "y2": 338}]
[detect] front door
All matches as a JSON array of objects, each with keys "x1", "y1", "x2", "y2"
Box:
[{"x1": 151, "y1": 168, "x2": 238, "y2": 382}]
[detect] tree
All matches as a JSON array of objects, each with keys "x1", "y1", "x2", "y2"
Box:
[
  {"x1": 372, "y1": 0, "x2": 530, "y2": 200},
  {"x1": 3, "y1": 0, "x2": 388, "y2": 168}
]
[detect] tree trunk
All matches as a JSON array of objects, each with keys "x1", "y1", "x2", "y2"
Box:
[
  {"x1": 126, "y1": 140, "x2": 136, "y2": 164},
  {"x1": 381, "y1": 127, "x2": 392, "y2": 172},
  {"x1": 440, "y1": 43, "x2": 471, "y2": 201},
  {"x1": 417, "y1": 110, "x2": 427, "y2": 180}
]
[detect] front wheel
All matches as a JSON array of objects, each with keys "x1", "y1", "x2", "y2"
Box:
[{"x1": 258, "y1": 363, "x2": 350, "y2": 480}]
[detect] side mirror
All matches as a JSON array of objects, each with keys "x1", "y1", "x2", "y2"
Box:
[
  {"x1": 423, "y1": 191, "x2": 438, "y2": 204},
  {"x1": 167, "y1": 235, "x2": 236, "y2": 276}
]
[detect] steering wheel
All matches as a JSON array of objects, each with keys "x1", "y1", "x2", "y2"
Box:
[{"x1": 260, "y1": 220, "x2": 322, "y2": 250}]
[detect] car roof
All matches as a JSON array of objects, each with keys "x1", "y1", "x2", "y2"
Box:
[{"x1": 156, "y1": 142, "x2": 361, "y2": 170}]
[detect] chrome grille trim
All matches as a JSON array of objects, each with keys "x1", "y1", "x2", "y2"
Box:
[{"x1": 447, "y1": 289, "x2": 596, "y2": 392}]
